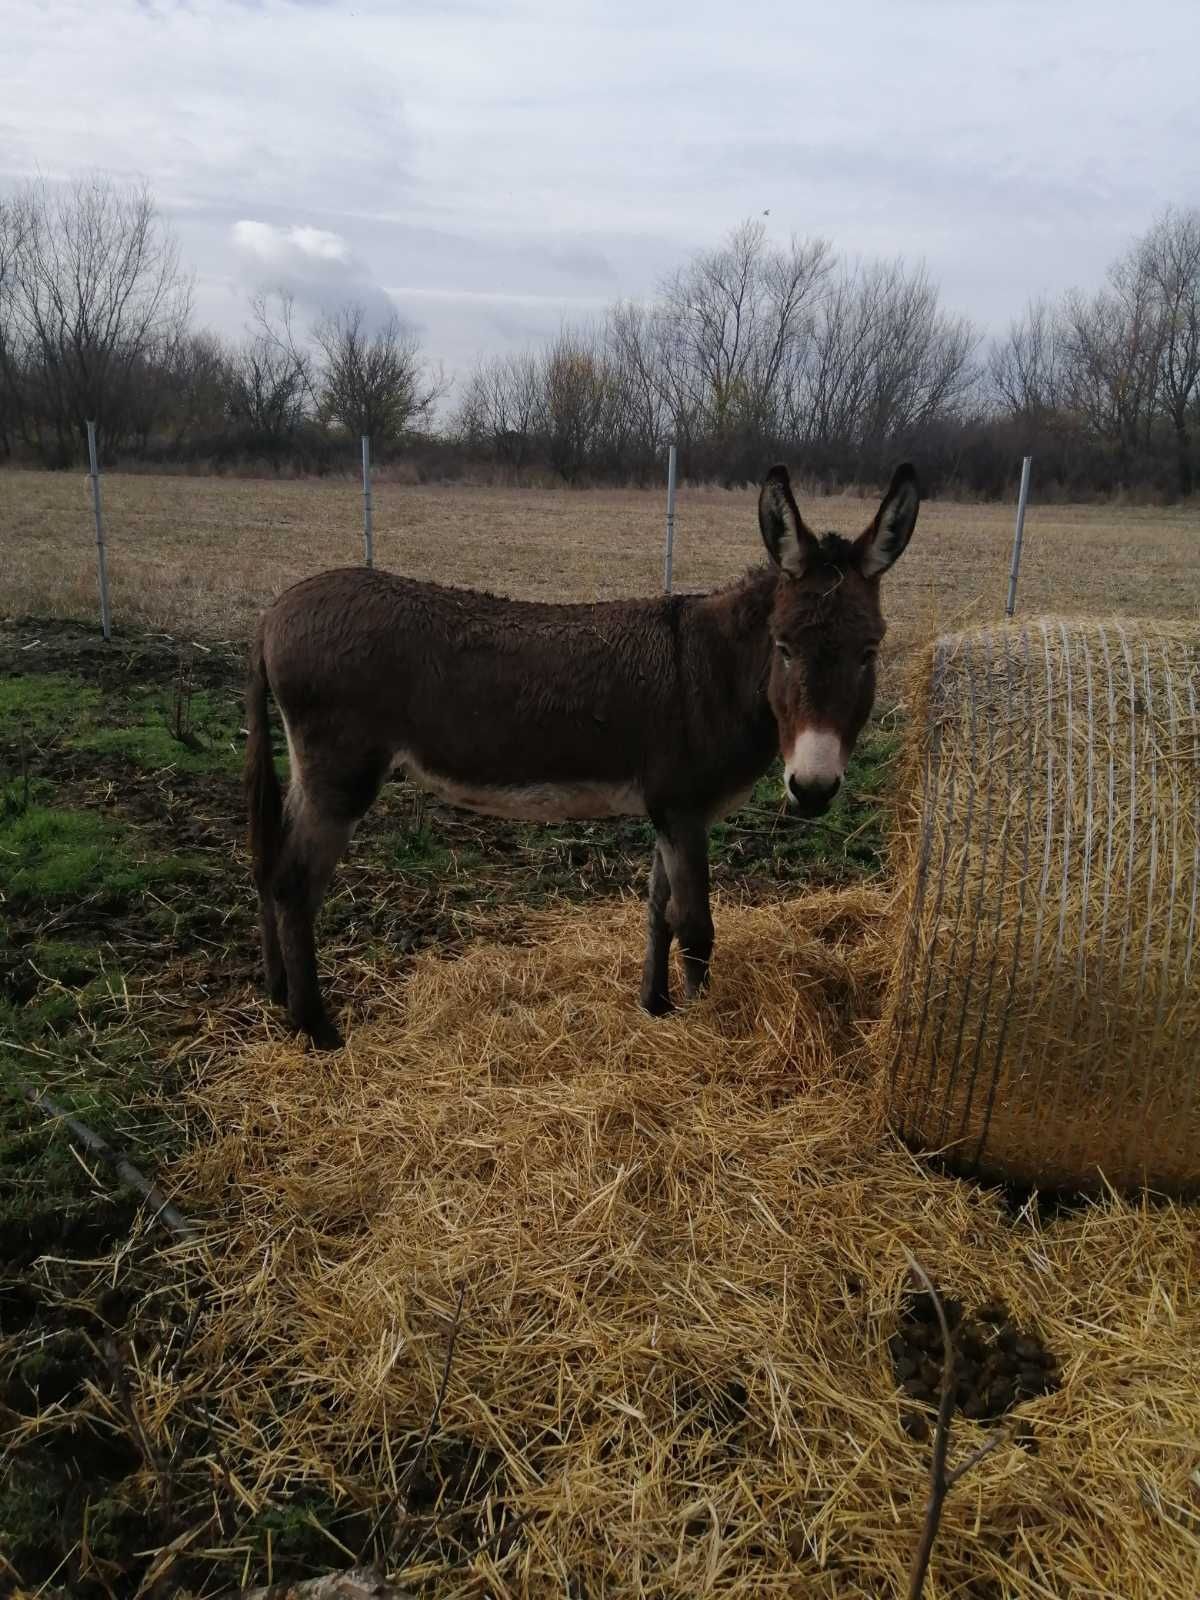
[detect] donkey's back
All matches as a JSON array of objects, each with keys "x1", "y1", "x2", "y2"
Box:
[{"x1": 259, "y1": 566, "x2": 697, "y2": 820}]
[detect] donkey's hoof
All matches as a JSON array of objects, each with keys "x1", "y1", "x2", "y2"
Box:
[
  {"x1": 299, "y1": 1015, "x2": 344, "y2": 1051},
  {"x1": 640, "y1": 990, "x2": 675, "y2": 1018}
]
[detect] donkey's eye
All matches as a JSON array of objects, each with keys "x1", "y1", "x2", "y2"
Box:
[
  {"x1": 776, "y1": 640, "x2": 792, "y2": 666},
  {"x1": 860, "y1": 648, "x2": 879, "y2": 672}
]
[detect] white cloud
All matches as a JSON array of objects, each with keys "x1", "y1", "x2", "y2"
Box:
[
  {"x1": 233, "y1": 224, "x2": 354, "y2": 269},
  {"x1": 230, "y1": 219, "x2": 397, "y2": 331}
]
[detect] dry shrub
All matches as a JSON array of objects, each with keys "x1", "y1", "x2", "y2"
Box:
[
  {"x1": 883, "y1": 618, "x2": 1200, "y2": 1193},
  {"x1": 162, "y1": 891, "x2": 1200, "y2": 1596}
]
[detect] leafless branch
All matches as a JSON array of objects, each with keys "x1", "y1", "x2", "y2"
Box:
[
  {"x1": 902, "y1": 1251, "x2": 1012, "y2": 1600},
  {"x1": 360, "y1": 1282, "x2": 467, "y2": 1558},
  {"x1": 903, "y1": 1250, "x2": 958, "y2": 1600}
]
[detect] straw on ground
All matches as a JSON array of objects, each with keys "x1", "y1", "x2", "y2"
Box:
[{"x1": 114, "y1": 890, "x2": 1200, "y2": 1598}]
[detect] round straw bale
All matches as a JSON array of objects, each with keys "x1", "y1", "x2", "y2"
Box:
[{"x1": 882, "y1": 617, "x2": 1200, "y2": 1194}]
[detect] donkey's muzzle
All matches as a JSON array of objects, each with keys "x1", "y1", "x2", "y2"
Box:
[{"x1": 786, "y1": 774, "x2": 840, "y2": 817}]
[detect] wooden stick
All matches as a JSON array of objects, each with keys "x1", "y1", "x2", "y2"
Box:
[
  {"x1": 361, "y1": 1282, "x2": 468, "y2": 1558},
  {"x1": 904, "y1": 1250, "x2": 958, "y2": 1600},
  {"x1": 901, "y1": 1253, "x2": 1020, "y2": 1600},
  {"x1": 20, "y1": 1082, "x2": 199, "y2": 1243},
  {"x1": 945, "y1": 1424, "x2": 1010, "y2": 1489},
  {"x1": 402, "y1": 1280, "x2": 467, "y2": 1503}
]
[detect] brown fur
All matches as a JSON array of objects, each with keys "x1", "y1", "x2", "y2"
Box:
[{"x1": 245, "y1": 464, "x2": 919, "y2": 1047}]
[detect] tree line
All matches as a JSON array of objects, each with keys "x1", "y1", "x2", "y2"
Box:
[
  {"x1": 1, "y1": 176, "x2": 1198, "y2": 498},
  {"x1": 0, "y1": 178, "x2": 444, "y2": 472}
]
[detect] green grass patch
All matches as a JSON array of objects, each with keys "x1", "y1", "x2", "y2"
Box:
[
  {"x1": 83, "y1": 717, "x2": 238, "y2": 774},
  {"x1": 247, "y1": 1496, "x2": 368, "y2": 1570},
  {"x1": 386, "y1": 824, "x2": 455, "y2": 876},
  {"x1": 1, "y1": 774, "x2": 55, "y2": 819},
  {"x1": 79, "y1": 685, "x2": 242, "y2": 775},
  {"x1": 0, "y1": 672, "x2": 103, "y2": 737},
  {"x1": 0, "y1": 671, "x2": 241, "y2": 775},
  {"x1": 0, "y1": 970, "x2": 131, "y2": 1048},
  {"x1": 0, "y1": 804, "x2": 175, "y2": 904},
  {"x1": 27, "y1": 939, "x2": 102, "y2": 986}
]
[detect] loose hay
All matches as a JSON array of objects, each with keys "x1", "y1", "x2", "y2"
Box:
[
  {"x1": 883, "y1": 617, "x2": 1200, "y2": 1194},
  {"x1": 163, "y1": 891, "x2": 1200, "y2": 1597}
]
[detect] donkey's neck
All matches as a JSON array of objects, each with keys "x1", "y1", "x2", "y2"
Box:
[
  {"x1": 693, "y1": 566, "x2": 778, "y2": 708},
  {"x1": 659, "y1": 567, "x2": 780, "y2": 811}
]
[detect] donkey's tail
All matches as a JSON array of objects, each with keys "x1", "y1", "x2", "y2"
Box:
[{"x1": 244, "y1": 632, "x2": 283, "y2": 890}]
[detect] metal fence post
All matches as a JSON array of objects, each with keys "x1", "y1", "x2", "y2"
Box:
[
  {"x1": 86, "y1": 420, "x2": 112, "y2": 640},
  {"x1": 1005, "y1": 455, "x2": 1033, "y2": 619},
  {"x1": 663, "y1": 443, "x2": 677, "y2": 593},
  {"x1": 361, "y1": 435, "x2": 374, "y2": 568}
]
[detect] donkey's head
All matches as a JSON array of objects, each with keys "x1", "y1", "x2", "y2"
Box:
[{"x1": 758, "y1": 462, "x2": 920, "y2": 816}]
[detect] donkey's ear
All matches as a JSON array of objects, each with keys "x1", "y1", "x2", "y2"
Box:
[
  {"x1": 854, "y1": 462, "x2": 920, "y2": 579},
  {"x1": 758, "y1": 465, "x2": 818, "y2": 578}
]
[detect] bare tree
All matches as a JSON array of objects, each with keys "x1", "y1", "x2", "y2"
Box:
[
  {"x1": 454, "y1": 350, "x2": 542, "y2": 468},
  {"x1": 851, "y1": 261, "x2": 977, "y2": 438},
  {"x1": 249, "y1": 289, "x2": 317, "y2": 407},
  {"x1": 313, "y1": 304, "x2": 446, "y2": 444},
  {"x1": 224, "y1": 334, "x2": 310, "y2": 457},
  {"x1": 1061, "y1": 248, "x2": 1165, "y2": 475},
  {"x1": 0, "y1": 193, "x2": 33, "y2": 457},
  {"x1": 791, "y1": 258, "x2": 977, "y2": 457},
  {"x1": 537, "y1": 328, "x2": 616, "y2": 482},
  {"x1": 986, "y1": 298, "x2": 1067, "y2": 426},
  {"x1": 659, "y1": 221, "x2": 832, "y2": 451},
  {"x1": 154, "y1": 329, "x2": 231, "y2": 452},
  {"x1": 606, "y1": 299, "x2": 673, "y2": 470},
  {"x1": 1, "y1": 176, "x2": 191, "y2": 463},
  {"x1": 1139, "y1": 207, "x2": 1200, "y2": 495}
]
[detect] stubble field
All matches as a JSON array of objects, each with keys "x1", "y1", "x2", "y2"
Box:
[{"x1": 4, "y1": 469, "x2": 1197, "y2": 663}]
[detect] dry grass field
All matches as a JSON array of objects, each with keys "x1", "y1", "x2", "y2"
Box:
[{"x1": 3, "y1": 470, "x2": 1197, "y2": 669}]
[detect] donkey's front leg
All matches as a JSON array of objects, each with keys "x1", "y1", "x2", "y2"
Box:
[
  {"x1": 662, "y1": 818, "x2": 714, "y2": 1004},
  {"x1": 639, "y1": 840, "x2": 674, "y2": 1016}
]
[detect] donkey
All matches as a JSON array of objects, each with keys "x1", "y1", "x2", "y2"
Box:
[{"x1": 244, "y1": 462, "x2": 919, "y2": 1048}]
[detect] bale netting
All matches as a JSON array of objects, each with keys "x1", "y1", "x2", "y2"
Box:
[{"x1": 883, "y1": 616, "x2": 1200, "y2": 1194}]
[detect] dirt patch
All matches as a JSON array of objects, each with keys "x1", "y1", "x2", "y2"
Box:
[{"x1": 1, "y1": 612, "x2": 247, "y2": 691}]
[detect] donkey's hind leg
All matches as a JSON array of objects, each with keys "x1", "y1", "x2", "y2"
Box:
[
  {"x1": 273, "y1": 750, "x2": 391, "y2": 1049},
  {"x1": 639, "y1": 840, "x2": 675, "y2": 1015},
  {"x1": 273, "y1": 791, "x2": 355, "y2": 1050},
  {"x1": 258, "y1": 888, "x2": 288, "y2": 1006}
]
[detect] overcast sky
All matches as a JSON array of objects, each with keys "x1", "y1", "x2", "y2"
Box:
[{"x1": 3, "y1": 0, "x2": 1198, "y2": 390}]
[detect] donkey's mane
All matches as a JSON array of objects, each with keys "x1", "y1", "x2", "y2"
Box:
[
  {"x1": 715, "y1": 530, "x2": 859, "y2": 601},
  {"x1": 817, "y1": 531, "x2": 857, "y2": 565}
]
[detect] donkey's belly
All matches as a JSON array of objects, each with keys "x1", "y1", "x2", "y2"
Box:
[{"x1": 395, "y1": 752, "x2": 645, "y2": 823}]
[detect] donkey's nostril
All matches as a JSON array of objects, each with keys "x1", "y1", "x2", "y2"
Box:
[{"x1": 786, "y1": 773, "x2": 841, "y2": 816}]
